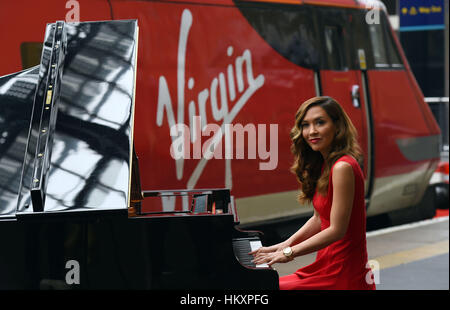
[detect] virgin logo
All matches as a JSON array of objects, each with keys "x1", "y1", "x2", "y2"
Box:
[{"x1": 156, "y1": 9, "x2": 276, "y2": 194}]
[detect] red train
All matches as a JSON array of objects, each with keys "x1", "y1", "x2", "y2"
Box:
[{"x1": 0, "y1": 0, "x2": 441, "y2": 225}]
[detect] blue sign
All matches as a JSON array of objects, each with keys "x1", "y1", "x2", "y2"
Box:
[{"x1": 400, "y1": 0, "x2": 445, "y2": 31}]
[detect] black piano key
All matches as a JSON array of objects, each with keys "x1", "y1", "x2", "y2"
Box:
[{"x1": 232, "y1": 238, "x2": 260, "y2": 268}]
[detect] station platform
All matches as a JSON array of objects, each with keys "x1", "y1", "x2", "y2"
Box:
[{"x1": 273, "y1": 214, "x2": 449, "y2": 290}]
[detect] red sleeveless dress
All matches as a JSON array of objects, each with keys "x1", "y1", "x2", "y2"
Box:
[{"x1": 279, "y1": 155, "x2": 376, "y2": 290}]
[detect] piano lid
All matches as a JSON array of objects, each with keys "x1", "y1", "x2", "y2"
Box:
[
  {"x1": 0, "y1": 20, "x2": 139, "y2": 219},
  {"x1": 0, "y1": 67, "x2": 40, "y2": 220}
]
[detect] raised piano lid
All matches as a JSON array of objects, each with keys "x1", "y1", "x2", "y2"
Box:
[
  {"x1": 0, "y1": 66, "x2": 40, "y2": 220},
  {"x1": 0, "y1": 19, "x2": 139, "y2": 219}
]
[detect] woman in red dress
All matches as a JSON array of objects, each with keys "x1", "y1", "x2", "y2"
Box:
[{"x1": 251, "y1": 96, "x2": 376, "y2": 290}]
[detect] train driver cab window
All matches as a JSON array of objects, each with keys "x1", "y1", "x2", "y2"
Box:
[
  {"x1": 323, "y1": 24, "x2": 348, "y2": 70},
  {"x1": 383, "y1": 17, "x2": 403, "y2": 68},
  {"x1": 368, "y1": 12, "x2": 403, "y2": 69},
  {"x1": 236, "y1": 5, "x2": 320, "y2": 70},
  {"x1": 368, "y1": 23, "x2": 389, "y2": 68}
]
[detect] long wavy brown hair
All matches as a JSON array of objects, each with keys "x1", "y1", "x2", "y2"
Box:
[{"x1": 290, "y1": 96, "x2": 363, "y2": 204}]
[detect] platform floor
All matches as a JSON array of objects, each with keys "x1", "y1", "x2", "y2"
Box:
[{"x1": 273, "y1": 216, "x2": 449, "y2": 290}]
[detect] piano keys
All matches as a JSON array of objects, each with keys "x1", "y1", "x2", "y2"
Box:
[{"x1": 233, "y1": 237, "x2": 270, "y2": 268}]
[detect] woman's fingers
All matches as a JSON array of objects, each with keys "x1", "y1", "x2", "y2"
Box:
[
  {"x1": 254, "y1": 251, "x2": 289, "y2": 266},
  {"x1": 251, "y1": 254, "x2": 263, "y2": 264},
  {"x1": 252, "y1": 252, "x2": 271, "y2": 265},
  {"x1": 249, "y1": 246, "x2": 266, "y2": 256},
  {"x1": 249, "y1": 246, "x2": 275, "y2": 256},
  {"x1": 267, "y1": 253, "x2": 283, "y2": 266}
]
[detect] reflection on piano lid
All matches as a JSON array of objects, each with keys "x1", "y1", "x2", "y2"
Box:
[
  {"x1": 0, "y1": 20, "x2": 139, "y2": 219},
  {"x1": 0, "y1": 66, "x2": 40, "y2": 219}
]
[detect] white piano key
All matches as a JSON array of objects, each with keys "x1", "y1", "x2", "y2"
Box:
[{"x1": 249, "y1": 240, "x2": 269, "y2": 268}]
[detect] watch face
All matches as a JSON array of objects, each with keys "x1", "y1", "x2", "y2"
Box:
[{"x1": 283, "y1": 247, "x2": 292, "y2": 256}]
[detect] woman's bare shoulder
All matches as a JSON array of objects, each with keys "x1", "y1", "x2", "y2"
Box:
[{"x1": 332, "y1": 161, "x2": 354, "y2": 177}]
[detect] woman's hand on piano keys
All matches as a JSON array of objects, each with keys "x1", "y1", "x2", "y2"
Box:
[
  {"x1": 249, "y1": 241, "x2": 292, "y2": 266},
  {"x1": 249, "y1": 240, "x2": 288, "y2": 256},
  {"x1": 251, "y1": 249, "x2": 293, "y2": 266}
]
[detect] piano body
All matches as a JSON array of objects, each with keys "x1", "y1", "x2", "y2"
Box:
[{"x1": 0, "y1": 20, "x2": 278, "y2": 289}]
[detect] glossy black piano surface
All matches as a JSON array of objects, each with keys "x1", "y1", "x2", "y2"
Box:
[
  {"x1": 0, "y1": 20, "x2": 279, "y2": 289},
  {"x1": 0, "y1": 66, "x2": 40, "y2": 217}
]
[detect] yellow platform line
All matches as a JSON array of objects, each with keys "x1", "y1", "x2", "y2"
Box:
[{"x1": 371, "y1": 240, "x2": 449, "y2": 270}]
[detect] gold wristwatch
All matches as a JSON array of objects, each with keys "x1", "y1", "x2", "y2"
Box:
[{"x1": 283, "y1": 246, "x2": 293, "y2": 259}]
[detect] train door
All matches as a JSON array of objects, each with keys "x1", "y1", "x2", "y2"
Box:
[
  {"x1": 315, "y1": 7, "x2": 372, "y2": 198},
  {"x1": 362, "y1": 12, "x2": 441, "y2": 215}
]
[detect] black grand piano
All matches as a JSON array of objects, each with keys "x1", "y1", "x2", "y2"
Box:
[{"x1": 0, "y1": 20, "x2": 279, "y2": 289}]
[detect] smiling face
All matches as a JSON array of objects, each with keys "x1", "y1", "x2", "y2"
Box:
[{"x1": 301, "y1": 106, "x2": 336, "y2": 158}]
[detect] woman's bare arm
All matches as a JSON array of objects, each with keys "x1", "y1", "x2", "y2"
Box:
[
  {"x1": 285, "y1": 208, "x2": 322, "y2": 247},
  {"x1": 249, "y1": 204, "x2": 321, "y2": 256},
  {"x1": 290, "y1": 161, "x2": 355, "y2": 257},
  {"x1": 252, "y1": 161, "x2": 356, "y2": 266}
]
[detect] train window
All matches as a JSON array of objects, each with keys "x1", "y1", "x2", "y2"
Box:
[
  {"x1": 368, "y1": 23, "x2": 389, "y2": 68},
  {"x1": 236, "y1": 4, "x2": 320, "y2": 69},
  {"x1": 382, "y1": 15, "x2": 403, "y2": 67},
  {"x1": 315, "y1": 6, "x2": 352, "y2": 70},
  {"x1": 367, "y1": 11, "x2": 404, "y2": 69},
  {"x1": 324, "y1": 25, "x2": 346, "y2": 70},
  {"x1": 349, "y1": 10, "x2": 375, "y2": 70},
  {"x1": 20, "y1": 42, "x2": 43, "y2": 70}
]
